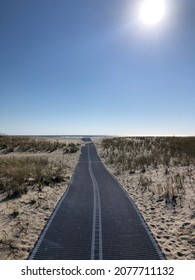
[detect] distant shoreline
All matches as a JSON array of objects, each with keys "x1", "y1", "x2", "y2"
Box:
[
  {"x1": 2, "y1": 135, "x2": 114, "y2": 139},
  {"x1": 1, "y1": 134, "x2": 194, "y2": 138}
]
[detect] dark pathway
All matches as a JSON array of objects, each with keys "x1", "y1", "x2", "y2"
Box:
[{"x1": 29, "y1": 139, "x2": 164, "y2": 260}]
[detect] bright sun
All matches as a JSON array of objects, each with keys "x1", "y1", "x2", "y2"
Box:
[{"x1": 139, "y1": 0, "x2": 166, "y2": 26}]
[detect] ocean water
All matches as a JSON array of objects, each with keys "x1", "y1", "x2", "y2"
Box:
[{"x1": 28, "y1": 135, "x2": 113, "y2": 139}]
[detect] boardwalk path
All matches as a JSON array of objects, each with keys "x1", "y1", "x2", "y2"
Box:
[{"x1": 29, "y1": 139, "x2": 164, "y2": 260}]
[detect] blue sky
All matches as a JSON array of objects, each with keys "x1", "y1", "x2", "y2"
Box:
[{"x1": 0, "y1": 0, "x2": 195, "y2": 135}]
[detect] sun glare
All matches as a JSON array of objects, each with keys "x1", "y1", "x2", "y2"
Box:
[{"x1": 139, "y1": 0, "x2": 166, "y2": 26}]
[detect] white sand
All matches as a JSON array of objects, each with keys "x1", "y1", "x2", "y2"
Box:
[
  {"x1": 0, "y1": 138, "x2": 82, "y2": 260},
  {"x1": 94, "y1": 138, "x2": 195, "y2": 260},
  {"x1": 1, "y1": 137, "x2": 194, "y2": 260}
]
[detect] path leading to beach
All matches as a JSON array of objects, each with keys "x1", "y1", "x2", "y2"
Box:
[{"x1": 29, "y1": 139, "x2": 163, "y2": 260}]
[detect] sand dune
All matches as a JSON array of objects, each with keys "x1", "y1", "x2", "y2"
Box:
[
  {"x1": 0, "y1": 137, "x2": 82, "y2": 260},
  {"x1": 94, "y1": 137, "x2": 195, "y2": 260},
  {"x1": 1, "y1": 136, "x2": 194, "y2": 260}
]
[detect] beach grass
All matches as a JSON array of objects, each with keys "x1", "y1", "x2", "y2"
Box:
[
  {"x1": 0, "y1": 156, "x2": 67, "y2": 199},
  {"x1": 0, "y1": 135, "x2": 80, "y2": 154},
  {"x1": 0, "y1": 136, "x2": 81, "y2": 260},
  {"x1": 95, "y1": 136, "x2": 195, "y2": 259},
  {"x1": 0, "y1": 136, "x2": 81, "y2": 200},
  {"x1": 101, "y1": 136, "x2": 195, "y2": 170},
  {"x1": 100, "y1": 136, "x2": 195, "y2": 209}
]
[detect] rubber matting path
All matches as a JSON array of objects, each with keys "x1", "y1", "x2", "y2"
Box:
[{"x1": 29, "y1": 140, "x2": 164, "y2": 260}]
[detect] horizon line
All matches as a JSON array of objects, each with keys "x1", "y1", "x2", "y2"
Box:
[{"x1": 1, "y1": 134, "x2": 195, "y2": 138}]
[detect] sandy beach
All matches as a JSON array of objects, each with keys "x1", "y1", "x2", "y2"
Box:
[
  {"x1": 0, "y1": 137, "x2": 82, "y2": 260},
  {"x1": 93, "y1": 137, "x2": 195, "y2": 260},
  {"x1": 1, "y1": 136, "x2": 195, "y2": 260}
]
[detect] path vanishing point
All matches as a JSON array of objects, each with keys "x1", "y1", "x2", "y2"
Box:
[{"x1": 29, "y1": 138, "x2": 164, "y2": 260}]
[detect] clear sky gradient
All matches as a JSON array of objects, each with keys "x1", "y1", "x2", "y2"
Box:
[{"x1": 0, "y1": 0, "x2": 195, "y2": 135}]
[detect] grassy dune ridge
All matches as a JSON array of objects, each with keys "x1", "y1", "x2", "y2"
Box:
[
  {"x1": 0, "y1": 136, "x2": 80, "y2": 199},
  {"x1": 0, "y1": 156, "x2": 66, "y2": 199},
  {"x1": 0, "y1": 135, "x2": 80, "y2": 154},
  {"x1": 95, "y1": 136, "x2": 195, "y2": 259},
  {"x1": 101, "y1": 137, "x2": 195, "y2": 210},
  {"x1": 101, "y1": 137, "x2": 195, "y2": 170},
  {"x1": 0, "y1": 136, "x2": 81, "y2": 259}
]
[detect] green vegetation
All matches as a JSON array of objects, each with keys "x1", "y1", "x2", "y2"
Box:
[
  {"x1": 101, "y1": 137, "x2": 195, "y2": 170},
  {"x1": 0, "y1": 157, "x2": 67, "y2": 199},
  {"x1": 0, "y1": 136, "x2": 80, "y2": 154},
  {"x1": 0, "y1": 136, "x2": 81, "y2": 200},
  {"x1": 63, "y1": 142, "x2": 80, "y2": 154},
  {"x1": 100, "y1": 137, "x2": 195, "y2": 210}
]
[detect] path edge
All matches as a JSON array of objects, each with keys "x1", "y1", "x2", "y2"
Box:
[
  {"x1": 28, "y1": 161, "x2": 79, "y2": 260},
  {"x1": 93, "y1": 143, "x2": 165, "y2": 260}
]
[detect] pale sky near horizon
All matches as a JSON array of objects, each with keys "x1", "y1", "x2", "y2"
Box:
[{"x1": 0, "y1": 0, "x2": 195, "y2": 136}]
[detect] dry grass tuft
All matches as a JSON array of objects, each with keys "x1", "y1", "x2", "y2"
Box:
[
  {"x1": 0, "y1": 156, "x2": 67, "y2": 199},
  {"x1": 0, "y1": 135, "x2": 80, "y2": 154},
  {"x1": 101, "y1": 137, "x2": 195, "y2": 171},
  {"x1": 100, "y1": 137, "x2": 195, "y2": 210},
  {"x1": 96, "y1": 136, "x2": 195, "y2": 259}
]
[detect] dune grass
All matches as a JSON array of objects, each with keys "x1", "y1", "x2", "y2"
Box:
[
  {"x1": 0, "y1": 156, "x2": 67, "y2": 199},
  {"x1": 100, "y1": 137, "x2": 195, "y2": 210},
  {"x1": 0, "y1": 136, "x2": 80, "y2": 200},
  {"x1": 101, "y1": 136, "x2": 195, "y2": 170},
  {"x1": 0, "y1": 135, "x2": 80, "y2": 154}
]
